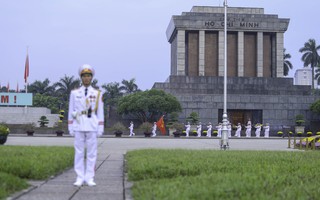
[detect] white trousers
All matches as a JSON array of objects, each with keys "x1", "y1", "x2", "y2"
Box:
[
  {"x1": 235, "y1": 130, "x2": 241, "y2": 137},
  {"x1": 74, "y1": 131, "x2": 97, "y2": 182}
]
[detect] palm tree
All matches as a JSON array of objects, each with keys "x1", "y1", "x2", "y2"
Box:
[
  {"x1": 28, "y1": 78, "x2": 55, "y2": 95},
  {"x1": 53, "y1": 75, "x2": 80, "y2": 102},
  {"x1": 119, "y1": 78, "x2": 140, "y2": 94},
  {"x1": 299, "y1": 39, "x2": 320, "y2": 89},
  {"x1": 101, "y1": 82, "x2": 123, "y2": 106},
  {"x1": 283, "y1": 48, "x2": 293, "y2": 76}
]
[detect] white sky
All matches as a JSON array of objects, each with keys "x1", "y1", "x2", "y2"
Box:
[{"x1": 0, "y1": 0, "x2": 319, "y2": 90}]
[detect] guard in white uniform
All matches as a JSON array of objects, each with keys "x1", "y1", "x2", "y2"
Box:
[
  {"x1": 68, "y1": 64, "x2": 104, "y2": 187},
  {"x1": 196, "y1": 122, "x2": 202, "y2": 137},
  {"x1": 245, "y1": 120, "x2": 252, "y2": 137},
  {"x1": 206, "y1": 122, "x2": 212, "y2": 137},
  {"x1": 129, "y1": 121, "x2": 135, "y2": 136},
  {"x1": 185, "y1": 122, "x2": 191, "y2": 137},
  {"x1": 152, "y1": 122, "x2": 157, "y2": 137},
  {"x1": 216, "y1": 123, "x2": 222, "y2": 137},
  {"x1": 235, "y1": 123, "x2": 241, "y2": 137},
  {"x1": 263, "y1": 123, "x2": 270, "y2": 138},
  {"x1": 255, "y1": 123, "x2": 262, "y2": 137}
]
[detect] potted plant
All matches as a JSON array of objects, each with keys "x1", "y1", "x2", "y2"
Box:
[
  {"x1": 139, "y1": 122, "x2": 153, "y2": 137},
  {"x1": 307, "y1": 131, "x2": 313, "y2": 137},
  {"x1": 38, "y1": 116, "x2": 49, "y2": 127},
  {"x1": 213, "y1": 130, "x2": 218, "y2": 137},
  {"x1": 167, "y1": 112, "x2": 179, "y2": 136},
  {"x1": 111, "y1": 122, "x2": 126, "y2": 137},
  {"x1": 295, "y1": 114, "x2": 305, "y2": 134},
  {"x1": 277, "y1": 131, "x2": 283, "y2": 137},
  {"x1": 296, "y1": 131, "x2": 303, "y2": 137},
  {"x1": 171, "y1": 122, "x2": 184, "y2": 137},
  {"x1": 24, "y1": 123, "x2": 36, "y2": 136},
  {"x1": 0, "y1": 123, "x2": 10, "y2": 145}
]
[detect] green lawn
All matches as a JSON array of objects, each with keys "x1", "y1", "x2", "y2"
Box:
[
  {"x1": 0, "y1": 146, "x2": 74, "y2": 199},
  {"x1": 126, "y1": 149, "x2": 320, "y2": 200}
]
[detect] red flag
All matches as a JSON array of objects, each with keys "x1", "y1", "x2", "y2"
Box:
[
  {"x1": 156, "y1": 115, "x2": 166, "y2": 135},
  {"x1": 24, "y1": 53, "x2": 29, "y2": 83}
]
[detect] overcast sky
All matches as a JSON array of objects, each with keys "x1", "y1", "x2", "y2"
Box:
[{"x1": 1, "y1": 0, "x2": 319, "y2": 91}]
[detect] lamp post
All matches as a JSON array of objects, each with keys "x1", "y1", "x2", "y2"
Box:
[{"x1": 220, "y1": 0, "x2": 229, "y2": 150}]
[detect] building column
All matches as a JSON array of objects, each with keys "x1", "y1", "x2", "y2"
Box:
[
  {"x1": 257, "y1": 32, "x2": 263, "y2": 77},
  {"x1": 237, "y1": 31, "x2": 244, "y2": 77},
  {"x1": 276, "y1": 33, "x2": 284, "y2": 78},
  {"x1": 218, "y1": 31, "x2": 225, "y2": 76},
  {"x1": 199, "y1": 30, "x2": 205, "y2": 76},
  {"x1": 177, "y1": 30, "x2": 186, "y2": 75}
]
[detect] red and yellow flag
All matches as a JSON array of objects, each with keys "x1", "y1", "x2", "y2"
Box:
[
  {"x1": 24, "y1": 53, "x2": 29, "y2": 83},
  {"x1": 156, "y1": 115, "x2": 166, "y2": 135}
]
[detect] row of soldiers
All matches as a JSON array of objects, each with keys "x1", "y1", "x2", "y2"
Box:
[{"x1": 185, "y1": 120, "x2": 270, "y2": 138}]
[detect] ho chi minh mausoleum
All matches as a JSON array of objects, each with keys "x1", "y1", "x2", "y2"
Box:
[{"x1": 153, "y1": 6, "x2": 320, "y2": 132}]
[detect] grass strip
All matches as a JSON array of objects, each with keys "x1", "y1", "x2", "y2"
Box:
[
  {"x1": 126, "y1": 149, "x2": 320, "y2": 200},
  {"x1": 0, "y1": 146, "x2": 74, "y2": 199}
]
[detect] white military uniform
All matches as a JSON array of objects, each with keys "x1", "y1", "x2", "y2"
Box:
[
  {"x1": 264, "y1": 124, "x2": 270, "y2": 138},
  {"x1": 216, "y1": 123, "x2": 222, "y2": 137},
  {"x1": 152, "y1": 122, "x2": 157, "y2": 137},
  {"x1": 206, "y1": 123, "x2": 212, "y2": 137},
  {"x1": 196, "y1": 123, "x2": 202, "y2": 137},
  {"x1": 129, "y1": 122, "x2": 135, "y2": 136},
  {"x1": 245, "y1": 124, "x2": 252, "y2": 137},
  {"x1": 227, "y1": 123, "x2": 232, "y2": 138},
  {"x1": 68, "y1": 85, "x2": 104, "y2": 186},
  {"x1": 185, "y1": 123, "x2": 191, "y2": 137},
  {"x1": 235, "y1": 124, "x2": 241, "y2": 137},
  {"x1": 255, "y1": 124, "x2": 262, "y2": 137}
]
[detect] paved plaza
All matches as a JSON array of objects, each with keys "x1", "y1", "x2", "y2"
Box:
[{"x1": 5, "y1": 136, "x2": 294, "y2": 200}]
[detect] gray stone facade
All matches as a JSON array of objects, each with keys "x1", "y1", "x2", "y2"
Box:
[{"x1": 153, "y1": 76, "x2": 320, "y2": 132}]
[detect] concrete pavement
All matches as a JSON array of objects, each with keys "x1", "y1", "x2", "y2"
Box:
[{"x1": 5, "y1": 136, "x2": 294, "y2": 200}]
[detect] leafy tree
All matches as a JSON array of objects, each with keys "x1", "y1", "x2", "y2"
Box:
[
  {"x1": 283, "y1": 48, "x2": 293, "y2": 76},
  {"x1": 33, "y1": 93, "x2": 60, "y2": 113},
  {"x1": 186, "y1": 112, "x2": 199, "y2": 125},
  {"x1": 299, "y1": 39, "x2": 320, "y2": 89},
  {"x1": 28, "y1": 78, "x2": 55, "y2": 95},
  {"x1": 310, "y1": 99, "x2": 320, "y2": 114},
  {"x1": 120, "y1": 78, "x2": 140, "y2": 94},
  {"x1": 117, "y1": 89, "x2": 182, "y2": 122}
]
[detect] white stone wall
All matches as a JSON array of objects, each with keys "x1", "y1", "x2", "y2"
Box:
[{"x1": 0, "y1": 107, "x2": 59, "y2": 127}]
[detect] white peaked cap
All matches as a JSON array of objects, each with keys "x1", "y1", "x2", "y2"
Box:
[{"x1": 79, "y1": 64, "x2": 95, "y2": 76}]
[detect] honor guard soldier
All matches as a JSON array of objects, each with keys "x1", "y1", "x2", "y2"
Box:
[{"x1": 68, "y1": 64, "x2": 104, "y2": 187}]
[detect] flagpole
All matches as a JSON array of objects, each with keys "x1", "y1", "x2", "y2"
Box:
[{"x1": 221, "y1": 0, "x2": 229, "y2": 150}]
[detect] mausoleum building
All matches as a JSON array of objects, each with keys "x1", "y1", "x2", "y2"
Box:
[{"x1": 153, "y1": 6, "x2": 320, "y2": 132}]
